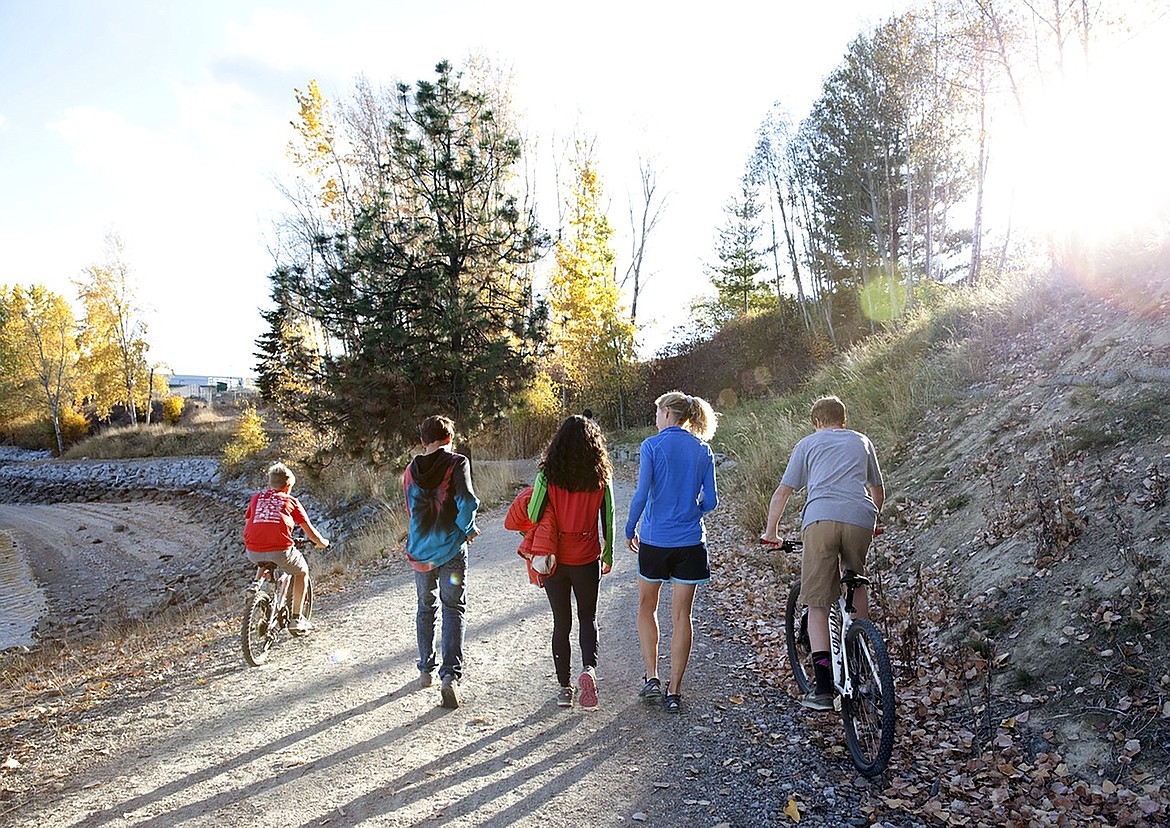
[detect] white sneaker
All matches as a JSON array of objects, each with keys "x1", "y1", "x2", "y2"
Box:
[
  {"x1": 291, "y1": 615, "x2": 314, "y2": 633},
  {"x1": 577, "y1": 669, "x2": 599, "y2": 710}
]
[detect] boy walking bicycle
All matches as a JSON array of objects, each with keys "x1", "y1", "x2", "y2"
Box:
[{"x1": 760, "y1": 396, "x2": 884, "y2": 711}]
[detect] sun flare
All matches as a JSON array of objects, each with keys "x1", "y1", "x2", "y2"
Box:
[{"x1": 999, "y1": 27, "x2": 1170, "y2": 247}]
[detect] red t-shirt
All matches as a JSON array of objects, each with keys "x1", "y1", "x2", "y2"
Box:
[{"x1": 244, "y1": 489, "x2": 309, "y2": 553}]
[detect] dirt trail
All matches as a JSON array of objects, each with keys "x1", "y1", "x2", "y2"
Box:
[{"x1": 3, "y1": 479, "x2": 827, "y2": 828}]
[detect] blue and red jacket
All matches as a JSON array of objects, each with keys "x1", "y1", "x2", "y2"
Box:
[{"x1": 403, "y1": 448, "x2": 479, "y2": 571}]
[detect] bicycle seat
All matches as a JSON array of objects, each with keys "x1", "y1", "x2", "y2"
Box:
[
  {"x1": 841, "y1": 569, "x2": 870, "y2": 587},
  {"x1": 256, "y1": 562, "x2": 279, "y2": 576}
]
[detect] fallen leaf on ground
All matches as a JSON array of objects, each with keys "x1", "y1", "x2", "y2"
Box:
[{"x1": 784, "y1": 798, "x2": 801, "y2": 822}]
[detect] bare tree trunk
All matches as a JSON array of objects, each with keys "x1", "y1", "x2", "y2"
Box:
[
  {"x1": 905, "y1": 105, "x2": 915, "y2": 305},
  {"x1": 996, "y1": 187, "x2": 1015, "y2": 280},
  {"x1": 622, "y1": 157, "x2": 666, "y2": 326},
  {"x1": 145, "y1": 366, "x2": 155, "y2": 425},
  {"x1": 773, "y1": 167, "x2": 814, "y2": 334},
  {"x1": 766, "y1": 186, "x2": 783, "y2": 303},
  {"x1": 864, "y1": 169, "x2": 891, "y2": 279},
  {"x1": 969, "y1": 29, "x2": 989, "y2": 286}
]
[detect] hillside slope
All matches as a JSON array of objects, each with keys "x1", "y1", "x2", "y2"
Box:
[{"x1": 710, "y1": 269, "x2": 1170, "y2": 824}]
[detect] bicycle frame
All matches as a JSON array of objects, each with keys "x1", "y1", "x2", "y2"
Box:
[
  {"x1": 246, "y1": 566, "x2": 292, "y2": 627},
  {"x1": 829, "y1": 575, "x2": 870, "y2": 699}
]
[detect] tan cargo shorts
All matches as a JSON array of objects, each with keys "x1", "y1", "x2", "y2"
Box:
[
  {"x1": 800, "y1": 520, "x2": 873, "y2": 607},
  {"x1": 246, "y1": 546, "x2": 309, "y2": 578}
]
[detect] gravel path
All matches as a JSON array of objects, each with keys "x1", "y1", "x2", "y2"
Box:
[{"x1": 2, "y1": 471, "x2": 882, "y2": 828}]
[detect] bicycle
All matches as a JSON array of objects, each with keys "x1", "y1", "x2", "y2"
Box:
[
  {"x1": 240, "y1": 539, "x2": 314, "y2": 667},
  {"x1": 771, "y1": 537, "x2": 896, "y2": 777}
]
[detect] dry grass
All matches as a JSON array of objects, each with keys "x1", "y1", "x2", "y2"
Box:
[
  {"x1": 63, "y1": 409, "x2": 237, "y2": 460},
  {"x1": 471, "y1": 459, "x2": 527, "y2": 509},
  {"x1": 713, "y1": 270, "x2": 1055, "y2": 530},
  {"x1": 339, "y1": 507, "x2": 409, "y2": 572}
]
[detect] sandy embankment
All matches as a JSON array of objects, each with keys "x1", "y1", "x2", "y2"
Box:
[{"x1": 0, "y1": 456, "x2": 266, "y2": 647}]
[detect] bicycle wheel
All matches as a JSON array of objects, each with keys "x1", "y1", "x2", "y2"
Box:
[
  {"x1": 289, "y1": 576, "x2": 314, "y2": 637},
  {"x1": 784, "y1": 583, "x2": 814, "y2": 695},
  {"x1": 241, "y1": 591, "x2": 275, "y2": 667},
  {"x1": 840, "y1": 619, "x2": 896, "y2": 777}
]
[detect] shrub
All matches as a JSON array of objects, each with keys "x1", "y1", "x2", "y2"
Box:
[
  {"x1": 161, "y1": 395, "x2": 184, "y2": 425},
  {"x1": 221, "y1": 407, "x2": 270, "y2": 468},
  {"x1": 469, "y1": 372, "x2": 563, "y2": 459},
  {"x1": 59, "y1": 407, "x2": 92, "y2": 447}
]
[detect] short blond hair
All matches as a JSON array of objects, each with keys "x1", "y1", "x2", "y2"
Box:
[
  {"x1": 656, "y1": 390, "x2": 718, "y2": 442},
  {"x1": 267, "y1": 462, "x2": 295, "y2": 490}
]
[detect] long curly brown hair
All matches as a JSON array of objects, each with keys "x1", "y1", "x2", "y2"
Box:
[{"x1": 539, "y1": 415, "x2": 612, "y2": 492}]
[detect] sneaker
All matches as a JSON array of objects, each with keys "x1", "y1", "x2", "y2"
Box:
[
  {"x1": 800, "y1": 690, "x2": 834, "y2": 712},
  {"x1": 440, "y1": 676, "x2": 459, "y2": 709},
  {"x1": 577, "y1": 669, "x2": 598, "y2": 710},
  {"x1": 557, "y1": 685, "x2": 575, "y2": 708},
  {"x1": 639, "y1": 676, "x2": 662, "y2": 703},
  {"x1": 663, "y1": 684, "x2": 682, "y2": 714},
  {"x1": 291, "y1": 615, "x2": 314, "y2": 633},
  {"x1": 418, "y1": 671, "x2": 434, "y2": 689}
]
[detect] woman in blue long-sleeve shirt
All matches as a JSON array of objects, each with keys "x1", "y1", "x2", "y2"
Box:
[{"x1": 626, "y1": 390, "x2": 718, "y2": 713}]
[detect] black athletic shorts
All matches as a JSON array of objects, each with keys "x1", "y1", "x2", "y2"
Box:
[{"x1": 637, "y1": 541, "x2": 711, "y2": 584}]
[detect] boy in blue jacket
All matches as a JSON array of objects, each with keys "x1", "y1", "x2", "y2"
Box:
[{"x1": 404, "y1": 414, "x2": 479, "y2": 708}]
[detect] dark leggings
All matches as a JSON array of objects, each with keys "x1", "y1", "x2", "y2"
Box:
[{"x1": 544, "y1": 559, "x2": 601, "y2": 686}]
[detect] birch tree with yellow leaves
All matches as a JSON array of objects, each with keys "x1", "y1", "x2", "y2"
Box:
[
  {"x1": 75, "y1": 234, "x2": 154, "y2": 424},
  {"x1": 547, "y1": 148, "x2": 636, "y2": 428},
  {"x1": 0, "y1": 284, "x2": 80, "y2": 454}
]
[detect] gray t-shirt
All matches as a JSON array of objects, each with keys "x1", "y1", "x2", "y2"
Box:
[{"x1": 780, "y1": 427, "x2": 883, "y2": 530}]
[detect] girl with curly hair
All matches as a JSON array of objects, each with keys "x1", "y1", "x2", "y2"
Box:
[{"x1": 528, "y1": 415, "x2": 615, "y2": 709}]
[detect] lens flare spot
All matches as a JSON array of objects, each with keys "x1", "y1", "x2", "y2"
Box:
[
  {"x1": 328, "y1": 649, "x2": 351, "y2": 665},
  {"x1": 860, "y1": 276, "x2": 908, "y2": 324}
]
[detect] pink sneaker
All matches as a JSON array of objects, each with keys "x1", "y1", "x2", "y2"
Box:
[{"x1": 577, "y1": 668, "x2": 599, "y2": 710}]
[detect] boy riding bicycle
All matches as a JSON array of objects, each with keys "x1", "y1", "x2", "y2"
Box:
[
  {"x1": 244, "y1": 462, "x2": 330, "y2": 632},
  {"x1": 760, "y1": 396, "x2": 884, "y2": 711}
]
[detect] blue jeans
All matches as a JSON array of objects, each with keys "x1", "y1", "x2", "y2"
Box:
[{"x1": 415, "y1": 551, "x2": 467, "y2": 681}]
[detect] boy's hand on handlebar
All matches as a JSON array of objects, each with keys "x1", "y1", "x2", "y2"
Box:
[
  {"x1": 760, "y1": 529, "x2": 780, "y2": 547},
  {"x1": 315, "y1": 537, "x2": 330, "y2": 548}
]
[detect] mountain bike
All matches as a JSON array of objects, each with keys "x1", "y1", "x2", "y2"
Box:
[
  {"x1": 773, "y1": 537, "x2": 896, "y2": 777},
  {"x1": 240, "y1": 541, "x2": 314, "y2": 667}
]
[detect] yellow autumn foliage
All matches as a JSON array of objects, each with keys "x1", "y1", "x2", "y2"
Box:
[
  {"x1": 221, "y1": 406, "x2": 270, "y2": 468},
  {"x1": 161, "y1": 395, "x2": 184, "y2": 425},
  {"x1": 546, "y1": 153, "x2": 635, "y2": 415}
]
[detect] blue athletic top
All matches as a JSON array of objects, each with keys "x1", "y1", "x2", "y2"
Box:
[{"x1": 625, "y1": 426, "x2": 718, "y2": 546}]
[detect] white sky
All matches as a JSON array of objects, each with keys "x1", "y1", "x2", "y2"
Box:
[{"x1": 0, "y1": 0, "x2": 953, "y2": 378}]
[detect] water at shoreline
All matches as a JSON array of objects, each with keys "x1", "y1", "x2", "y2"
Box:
[{"x1": 0, "y1": 530, "x2": 46, "y2": 649}]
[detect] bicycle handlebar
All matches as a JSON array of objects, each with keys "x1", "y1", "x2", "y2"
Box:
[{"x1": 762, "y1": 525, "x2": 882, "y2": 552}]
